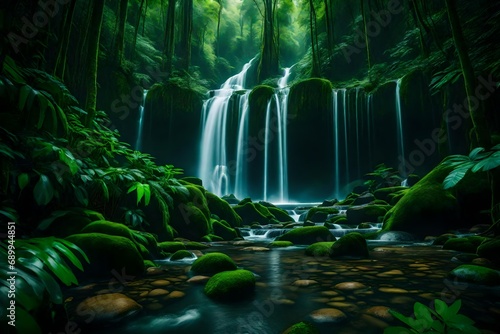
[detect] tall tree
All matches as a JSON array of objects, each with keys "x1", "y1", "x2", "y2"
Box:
[
  {"x1": 132, "y1": 0, "x2": 146, "y2": 56},
  {"x1": 164, "y1": 0, "x2": 176, "y2": 74},
  {"x1": 178, "y1": 0, "x2": 193, "y2": 71},
  {"x1": 54, "y1": 0, "x2": 77, "y2": 81},
  {"x1": 445, "y1": 0, "x2": 490, "y2": 148},
  {"x1": 84, "y1": 0, "x2": 106, "y2": 126},
  {"x1": 323, "y1": 0, "x2": 335, "y2": 56},
  {"x1": 308, "y1": 0, "x2": 320, "y2": 77},
  {"x1": 360, "y1": 0, "x2": 371, "y2": 70},
  {"x1": 114, "y1": 0, "x2": 129, "y2": 66},
  {"x1": 257, "y1": 0, "x2": 279, "y2": 81},
  {"x1": 216, "y1": 0, "x2": 223, "y2": 57}
]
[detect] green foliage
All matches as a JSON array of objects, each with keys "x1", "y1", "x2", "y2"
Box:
[
  {"x1": 442, "y1": 145, "x2": 500, "y2": 189},
  {"x1": 385, "y1": 299, "x2": 481, "y2": 334},
  {"x1": 0, "y1": 238, "x2": 88, "y2": 333},
  {"x1": 364, "y1": 163, "x2": 403, "y2": 191}
]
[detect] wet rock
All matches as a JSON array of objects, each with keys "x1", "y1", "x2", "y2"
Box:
[
  {"x1": 326, "y1": 302, "x2": 358, "y2": 312},
  {"x1": 307, "y1": 308, "x2": 347, "y2": 324},
  {"x1": 268, "y1": 241, "x2": 294, "y2": 248},
  {"x1": 190, "y1": 252, "x2": 237, "y2": 275},
  {"x1": 166, "y1": 291, "x2": 185, "y2": 299},
  {"x1": 276, "y1": 226, "x2": 335, "y2": 245},
  {"x1": 377, "y1": 231, "x2": 415, "y2": 242},
  {"x1": 377, "y1": 270, "x2": 404, "y2": 277},
  {"x1": 363, "y1": 306, "x2": 393, "y2": 321},
  {"x1": 292, "y1": 279, "x2": 318, "y2": 287},
  {"x1": 187, "y1": 275, "x2": 210, "y2": 284},
  {"x1": 448, "y1": 264, "x2": 500, "y2": 286},
  {"x1": 73, "y1": 293, "x2": 142, "y2": 324},
  {"x1": 232, "y1": 240, "x2": 254, "y2": 246},
  {"x1": 472, "y1": 258, "x2": 493, "y2": 267},
  {"x1": 305, "y1": 242, "x2": 334, "y2": 257},
  {"x1": 443, "y1": 236, "x2": 486, "y2": 253},
  {"x1": 477, "y1": 239, "x2": 500, "y2": 264},
  {"x1": 352, "y1": 193, "x2": 375, "y2": 206},
  {"x1": 432, "y1": 234, "x2": 457, "y2": 245},
  {"x1": 347, "y1": 205, "x2": 389, "y2": 225},
  {"x1": 204, "y1": 269, "x2": 256, "y2": 301},
  {"x1": 282, "y1": 321, "x2": 319, "y2": 334},
  {"x1": 378, "y1": 287, "x2": 409, "y2": 293},
  {"x1": 241, "y1": 246, "x2": 270, "y2": 251},
  {"x1": 330, "y1": 232, "x2": 369, "y2": 258},
  {"x1": 334, "y1": 282, "x2": 367, "y2": 290},
  {"x1": 150, "y1": 280, "x2": 171, "y2": 287},
  {"x1": 148, "y1": 289, "x2": 170, "y2": 297}
]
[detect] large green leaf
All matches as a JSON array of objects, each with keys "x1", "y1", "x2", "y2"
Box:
[
  {"x1": 471, "y1": 151, "x2": 500, "y2": 172},
  {"x1": 18, "y1": 257, "x2": 62, "y2": 304},
  {"x1": 16, "y1": 307, "x2": 42, "y2": 334},
  {"x1": 18, "y1": 173, "x2": 29, "y2": 191},
  {"x1": 33, "y1": 174, "x2": 54, "y2": 206},
  {"x1": 443, "y1": 163, "x2": 474, "y2": 189},
  {"x1": 413, "y1": 302, "x2": 433, "y2": 329}
]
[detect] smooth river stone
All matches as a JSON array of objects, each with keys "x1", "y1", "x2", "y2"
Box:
[
  {"x1": 334, "y1": 282, "x2": 367, "y2": 290},
  {"x1": 74, "y1": 293, "x2": 142, "y2": 324},
  {"x1": 378, "y1": 287, "x2": 408, "y2": 294},
  {"x1": 241, "y1": 246, "x2": 270, "y2": 251},
  {"x1": 376, "y1": 270, "x2": 404, "y2": 277},
  {"x1": 308, "y1": 308, "x2": 347, "y2": 324},
  {"x1": 327, "y1": 302, "x2": 358, "y2": 312},
  {"x1": 148, "y1": 289, "x2": 170, "y2": 297},
  {"x1": 292, "y1": 279, "x2": 318, "y2": 287},
  {"x1": 146, "y1": 267, "x2": 165, "y2": 276},
  {"x1": 330, "y1": 296, "x2": 346, "y2": 302},
  {"x1": 321, "y1": 291, "x2": 339, "y2": 297},
  {"x1": 363, "y1": 306, "x2": 393, "y2": 321},
  {"x1": 232, "y1": 241, "x2": 254, "y2": 246},
  {"x1": 166, "y1": 291, "x2": 185, "y2": 299},
  {"x1": 187, "y1": 276, "x2": 210, "y2": 284},
  {"x1": 151, "y1": 279, "x2": 171, "y2": 287},
  {"x1": 271, "y1": 299, "x2": 295, "y2": 305}
]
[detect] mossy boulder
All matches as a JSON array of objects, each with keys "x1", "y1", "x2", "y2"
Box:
[
  {"x1": 346, "y1": 205, "x2": 389, "y2": 225},
  {"x1": 373, "y1": 187, "x2": 409, "y2": 202},
  {"x1": 81, "y1": 220, "x2": 131, "y2": 239},
  {"x1": 305, "y1": 242, "x2": 334, "y2": 257},
  {"x1": 249, "y1": 85, "x2": 275, "y2": 114},
  {"x1": 206, "y1": 192, "x2": 243, "y2": 227},
  {"x1": 432, "y1": 234, "x2": 457, "y2": 246},
  {"x1": 267, "y1": 207, "x2": 294, "y2": 223},
  {"x1": 66, "y1": 233, "x2": 144, "y2": 278},
  {"x1": 221, "y1": 194, "x2": 240, "y2": 204},
  {"x1": 184, "y1": 241, "x2": 210, "y2": 250},
  {"x1": 170, "y1": 203, "x2": 211, "y2": 241},
  {"x1": 448, "y1": 264, "x2": 500, "y2": 286},
  {"x1": 43, "y1": 208, "x2": 104, "y2": 238},
  {"x1": 443, "y1": 236, "x2": 487, "y2": 253},
  {"x1": 330, "y1": 232, "x2": 369, "y2": 258},
  {"x1": 327, "y1": 216, "x2": 348, "y2": 225},
  {"x1": 282, "y1": 321, "x2": 319, "y2": 334},
  {"x1": 201, "y1": 234, "x2": 224, "y2": 242},
  {"x1": 233, "y1": 202, "x2": 275, "y2": 225},
  {"x1": 477, "y1": 238, "x2": 500, "y2": 263},
  {"x1": 268, "y1": 241, "x2": 294, "y2": 248},
  {"x1": 276, "y1": 226, "x2": 335, "y2": 245},
  {"x1": 352, "y1": 193, "x2": 375, "y2": 205},
  {"x1": 305, "y1": 207, "x2": 340, "y2": 222},
  {"x1": 170, "y1": 250, "x2": 194, "y2": 261},
  {"x1": 158, "y1": 241, "x2": 186, "y2": 253},
  {"x1": 180, "y1": 176, "x2": 203, "y2": 186},
  {"x1": 190, "y1": 252, "x2": 237, "y2": 275},
  {"x1": 212, "y1": 220, "x2": 238, "y2": 241},
  {"x1": 204, "y1": 269, "x2": 256, "y2": 301},
  {"x1": 144, "y1": 260, "x2": 157, "y2": 269},
  {"x1": 288, "y1": 78, "x2": 333, "y2": 120}
]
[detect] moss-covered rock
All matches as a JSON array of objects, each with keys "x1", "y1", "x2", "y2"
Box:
[
  {"x1": 327, "y1": 216, "x2": 348, "y2": 225},
  {"x1": 352, "y1": 193, "x2": 375, "y2": 205},
  {"x1": 330, "y1": 232, "x2": 369, "y2": 258},
  {"x1": 448, "y1": 264, "x2": 500, "y2": 286},
  {"x1": 158, "y1": 241, "x2": 186, "y2": 253},
  {"x1": 66, "y1": 233, "x2": 144, "y2": 278},
  {"x1": 170, "y1": 203, "x2": 211, "y2": 241},
  {"x1": 144, "y1": 260, "x2": 158, "y2": 269},
  {"x1": 443, "y1": 236, "x2": 487, "y2": 253},
  {"x1": 44, "y1": 208, "x2": 104, "y2": 238},
  {"x1": 477, "y1": 238, "x2": 500, "y2": 263},
  {"x1": 268, "y1": 241, "x2": 294, "y2": 248},
  {"x1": 305, "y1": 207, "x2": 340, "y2": 222},
  {"x1": 204, "y1": 269, "x2": 256, "y2": 301},
  {"x1": 373, "y1": 186, "x2": 408, "y2": 202},
  {"x1": 288, "y1": 78, "x2": 333, "y2": 120},
  {"x1": 305, "y1": 242, "x2": 334, "y2": 257},
  {"x1": 190, "y1": 252, "x2": 237, "y2": 275},
  {"x1": 233, "y1": 202, "x2": 274, "y2": 225},
  {"x1": 170, "y1": 250, "x2": 194, "y2": 261},
  {"x1": 221, "y1": 194, "x2": 240, "y2": 204},
  {"x1": 212, "y1": 220, "x2": 238, "y2": 241},
  {"x1": 184, "y1": 241, "x2": 210, "y2": 250},
  {"x1": 81, "y1": 220, "x2": 132, "y2": 239},
  {"x1": 346, "y1": 205, "x2": 389, "y2": 225},
  {"x1": 206, "y1": 192, "x2": 243, "y2": 227},
  {"x1": 432, "y1": 234, "x2": 457, "y2": 246},
  {"x1": 180, "y1": 176, "x2": 203, "y2": 186},
  {"x1": 268, "y1": 207, "x2": 294, "y2": 223},
  {"x1": 276, "y1": 226, "x2": 335, "y2": 245},
  {"x1": 201, "y1": 234, "x2": 224, "y2": 242},
  {"x1": 282, "y1": 321, "x2": 319, "y2": 334},
  {"x1": 249, "y1": 85, "x2": 275, "y2": 115}
]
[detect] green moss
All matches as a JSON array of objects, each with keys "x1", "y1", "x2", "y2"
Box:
[
  {"x1": 373, "y1": 186, "x2": 408, "y2": 202},
  {"x1": 181, "y1": 176, "x2": 203, "y2": 186},
  {"x1": 305, "y1": 207, "x2": 340, "y2": 222},
  {"x1": 477, "y1": 238, "x2": 500, "y2": 263},
  {"x1": 268, "y1": 241, "x2": 294, "y2": 248},
  {"x1": 170, "y1": 250, "x2": 194, "y2": 261},
  {"x1": 382, "y1": 165, "x2": 459, "y2": 237},
  {"x1": 336, "y1": 198, "x2": 354, "y2": 206},
  {"x1": 81, "y1": 220, "x2": 132, "y2": 239},
  {"x1": 204, "y1": 269, "x2": 256, "y2": 301},
  {"x1": 190, "y1": 252, "x2": 237, "y2": 275},
  {"x1": 433, "y1": 234, "x2": 457, "y2": 245},
  {"x1": 288, "y1": 78, "x2": 333, "y2": 119},
  {"x1": 213, "y1": 220, "x2": 238, "y2": 241},
  {"x1": 443, "y1": 236, "x2": 487, "y2": 253},
  {"x1": 346, "y1": 205, "x2": 389, "y2": 225},
  {"x1": 233, "y1": 202, "x2": 274, "y2": 225},
  {"x1": 276, "y1": 226, "x2": 335, "y2": 245},
  {"x1": 45, "y1": 209, "x2": 104, "y2": 238},
  {"x1": 171, "y1": 203, "x2": 210, "y2": 240},
  {"x1": 448, "y1": 264, "x2": 500, "y2": 286},
  {"x1": 158, "y1": 241, "x2": 186, "y2": 253},
  {"x1": 327, "y1": 216, "x2": 348, "y2": 225},
  {"x1": 184, "y1": 241, "x2": 210, "y2": 250},
  {"x1": 66, "y1": 233, "x2": 144, "y2": 278},
  {"x1": 206, "y1": 192, "x2": 243, "y2": 227},
  {"x1": 268, "y1": 207, "x2": 294, "y2": 223},
  {"x1": 283, "y1": 321, "x2": 319, "y2": 334},
  {"x1": 249, "y1": 85, "x2": 275, "y2": 115},
  {"x1": 330, "y1": 232, "x2": 369, "y2": 258},
  {"x1": 305, "y1": 242, "x2": 334, "y2": 257},
  {"x1": 144, "y1": 260, "x2": 158, "y2": 269}
]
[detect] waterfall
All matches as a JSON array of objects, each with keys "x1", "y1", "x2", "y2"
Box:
[
  {"x1": 263, "y1": 99, "x2": 273, "y2": 201},
  {"x1": 341, "y1": 89, "x2": 349, "y2": 183},
  {"x1": 333, "y1": 90, "x2": 340, "y2": 198},
  {"x1": 366, "y1": 94, "x2": 373, "y2": 167},
  {"x1": 234, "y1": 92, "x2": 250, "y2": 199},
  {"x1": 395, "y1": 78, "x2": 406, "y2": 176},
  {"x1": 135, "y1": 90, "x2": 148, "y2": 151},
  {"x1": 355, "y1": 87, "x2": 361, "y2": 178}
]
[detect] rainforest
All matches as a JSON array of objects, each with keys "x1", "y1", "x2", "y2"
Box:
[{"x1": 1, "y1": 0, "x2": 500, "y2": 333}]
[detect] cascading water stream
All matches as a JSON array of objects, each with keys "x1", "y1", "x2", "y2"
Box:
[
  {"x1": 333, "y1": 90, "x2": 340, "y2": 198},
  {"x1": 263, "y1": 99, "x2": 273, "y2": 201},
  {"x1": 234, "y1": 92, "x2": 250, "y2": 198},
  {"x1": 341, "y1": 89, "x2": 349, "y2": 182},
  {"x1": 395, "y1": 78, "x2": 406, "y2": 176},
  {"x1": 135, "y1": 90, "x2": 148, "y2": 151}
]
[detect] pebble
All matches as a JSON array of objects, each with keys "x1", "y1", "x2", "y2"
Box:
[
  {"x1": 151, "y1": 280, "x2": 171, "y2": 287},
  {"x1": 363, "y1": 306, "x2": 393, "y2": 321},
  {"x1": 378, "y1": 287, "x2": 408, "y2": 294},
  {"x1": 334, "y1": 282, "x2": 367, "y2": 290},
  {"x1": 308, "y1": 308, "x2": 347, "y2": 324},
  {"x1": 321, "y1": 291, "x2": 339, "y2": 297},
  {"x1": 187, "y1": 276, "x2": 210, "y2": 284},
  {"x1": 376, "y1": 270, "x2": 404, "y2": 277},
  {"x1": 327, "y1": 302, "x2": 358, "y2": 312},
  {"x1": 166, "y1": 291, "x2": 185, "y2": 299},
  {"x1": 241, "y1": 247, "x2": 270, "y2": 251},
  {"x1": 148, "y1": 289, "x2": 170, "y2": 297},
  {"x1": 292, "y1": 279, "x2": 318, "y2": 287}
]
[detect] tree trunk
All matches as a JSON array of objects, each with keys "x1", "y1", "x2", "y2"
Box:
[
  {"x1": 216, "y1": 0, "x2": 223, "y2": 57},
  {"x1": 132, "y1": 0, "x2": 145, "y2": 56},
  {"x1": 445, "y1": 0, "x2": 490, "y2": 148},
  {"x1": 178, "y1": 0, "x2": 193, "y2": 71},
  {"x1": 54, "y1": 0, "x2": 76, "y2": 81},
  {"x1": 258, "y1": 0, "x2": 279, "y2": 82},
  {"x1": 164, "y1": 0, "x2": 176, "y2": 74},
  {"x1": 84, "y1": 0, "x2": 106, "y2": 127},
  {"x1": 323, "y1": 0, "x2": 335, "y2": 56},
  {"x1": 360, "y1": 0, "x2": 371, "y2": 70},
  {"x1": 114, "y1": 0, "x2": 129, "y2": 66},
  {"x1": 309, "y1": 0, "x2": 320, "y2": 77}
]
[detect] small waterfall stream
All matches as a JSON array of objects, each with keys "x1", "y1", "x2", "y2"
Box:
[
  {"x1": 134, "y1": 90, "x2": 148, "y2": 151},
  {"x1": 395, "y1": 78, "x2": 406, "y2": 175}
]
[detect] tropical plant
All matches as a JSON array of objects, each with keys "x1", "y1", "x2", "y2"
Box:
[
  {"x1": 384, "y1": 299, "x2": 481, "y2": 334},
  {"x1": 0, "y1": 238, "x2": 89, "y2": 334},
  {"x1": 364, "y1": 163, "x2": 404, "y2": 191}
]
